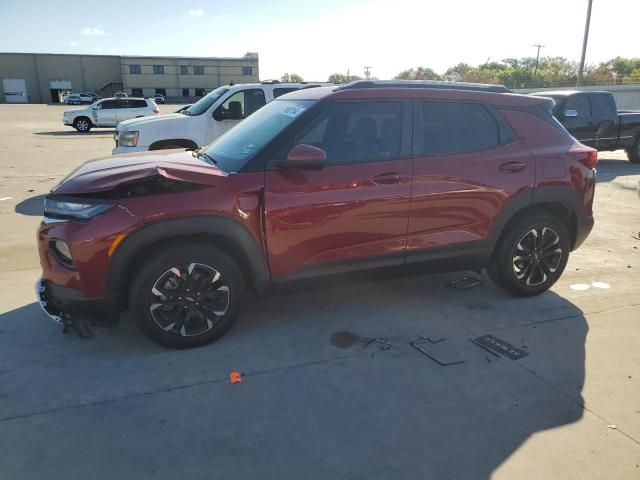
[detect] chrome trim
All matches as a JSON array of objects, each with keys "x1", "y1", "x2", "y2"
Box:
[{"x1": 41, "y1": 216, "x2": 69, "y2": 225}]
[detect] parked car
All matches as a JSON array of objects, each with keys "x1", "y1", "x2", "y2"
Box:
[
  {"x1": 65, "y1": 93, "x2": 97, "y2": 105},
  {"x1": 38, "y1": 80, "x2": 596, "y2": 348},
  {"x1": 114, "y1": 91, "x2": 128, "y2": 98},
  {"x1": 63, "y1": 97, "x2": 160, "y2": 132},
  {"x1": 531, "y1": 90, "x2": 640, "y2": 163},
  {"x1": 113, "y1": 82, "x2": 325, "y2": 154},
  {"x1": 174, "y1": 104, "x2": 192, "y2": 114},
  {"x1": 153, "y1": 94, "x2": 165, "y2": 104}
]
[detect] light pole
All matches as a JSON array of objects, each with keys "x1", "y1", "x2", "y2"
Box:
[
  {"x1": 533, "y1": 43, "x2": 545, "y2": 79},
  {"x1": 576, "y1": 0, "x2": 594, "y2": 86}
]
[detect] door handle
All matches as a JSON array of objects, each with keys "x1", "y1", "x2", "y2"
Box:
[
  {"x1": 372, "y1": 172, "x2": 404, "y2": 184},
  {"x1": 498, "y1": 162, "x2": 526, "y2": 173}
]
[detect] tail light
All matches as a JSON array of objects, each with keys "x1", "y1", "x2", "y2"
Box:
[
  {"x1": 153, "y1": 108, "x2": 160, "y2": 114},
  {"x1": 568, "y1": 145, "x2": 598, "y2": 169}
]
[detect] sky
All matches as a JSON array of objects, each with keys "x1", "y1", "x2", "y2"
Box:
[{"x1": 1, "y1": 0, "x2": 639, "y2": 81}]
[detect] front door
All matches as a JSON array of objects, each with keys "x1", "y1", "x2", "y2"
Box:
[
  {"x1": 264, "y1": 99, "x2": 413, "y2": 279},
  {"x1": 407, "y1": 100, "x2": 535, "y2": 260},
  {"x1": 208, "y1": 89, "x2": 267, "y2": 142},
  {"x1": 92, "y1": 99, "x2": 118, "y2": 126},
  {"x1": 560, "y1": 93, "x2": 595, "y2": 147}
]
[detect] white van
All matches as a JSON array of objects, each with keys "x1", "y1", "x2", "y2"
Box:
[{"x1": 113, "y1": 82, "x2": 324, "y2": 154}]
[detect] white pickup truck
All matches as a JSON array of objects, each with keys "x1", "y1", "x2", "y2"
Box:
[{"x1": 113, "y1": 82, "x2": 324, "y2": 154}]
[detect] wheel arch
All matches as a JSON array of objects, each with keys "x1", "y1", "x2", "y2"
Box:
[{"x1": 106, "y1": 216, "x2": 270, "y2": 310}]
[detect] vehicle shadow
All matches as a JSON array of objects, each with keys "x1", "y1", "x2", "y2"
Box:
[
  {"x1": 596, "y1": 157, "x2": 640, "y2": 183},
  {"x1": 0, "y1": 270, "x2": 586, "y2": 479},
  {"x1": 14, "y1": 194, "x2": 45, "y2": 216},
  {"x1": 33, "y1": 130, "x2": 116, "y2": 136}
]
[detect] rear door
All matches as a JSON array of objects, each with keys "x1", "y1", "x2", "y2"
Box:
[
  {"x1": 263, "y1": 99, "x2": 413, "y2": 279},
  {"x1": 408, "y1": 100, "x2": 534, "y2": 260},
  {"x1": 588, "y1": 92, "x2": 618, "y2": 150},
  {"x1": 115, "y1": 99, "x2": 138, "y2": 123},
  {"x1": 559, "y1": 93, "x2": 595, "y2": 146}
]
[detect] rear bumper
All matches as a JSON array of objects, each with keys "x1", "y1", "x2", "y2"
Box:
[{"x1": 573, "y1": 214, "x2": 594, "y2": 250}]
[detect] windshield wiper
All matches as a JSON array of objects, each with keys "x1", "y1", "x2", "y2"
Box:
[{"x1": 193, "y1": 148, "x2": 217, "y2": 165}]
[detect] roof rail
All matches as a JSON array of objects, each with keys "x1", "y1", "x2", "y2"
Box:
[{"x1": 336, "y1": 80, "x2": 511, "y2": 93}]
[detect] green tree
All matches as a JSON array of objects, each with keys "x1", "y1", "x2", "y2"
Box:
[
  {"x1": 280, "y1": 73, "x2": 304, "y2": 82},
  {"x1": 394, "y1": 67, "x2": 441, "y2": 80},
  {"x1": 443, "y1": 63, "x2": 472, "y2": 82},
  {"x1": 328, "y1": 73, "x2": 362, "y2": 83}
]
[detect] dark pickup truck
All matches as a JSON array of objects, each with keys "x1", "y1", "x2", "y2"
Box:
[{"x1": 531, "y1": 90, "x2": 640, "y2": 163}]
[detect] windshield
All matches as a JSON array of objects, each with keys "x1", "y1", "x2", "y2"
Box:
[
  {"x1": 185, "y1": 87, "x2": 229, "y2": 116},
  {"x1": 204, "y1": 99, "x2": 314, "y2": 172}
]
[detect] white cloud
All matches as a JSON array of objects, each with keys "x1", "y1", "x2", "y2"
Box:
[
  {"x1": 188, "y1": 8, "x2": 204, "y2": 17},
  {"x1": 81, "y1": 25, "x2": 109, "y2": 36},
  {"x1": 69, "y1": 41, "x2": 79, "y2": 47}
]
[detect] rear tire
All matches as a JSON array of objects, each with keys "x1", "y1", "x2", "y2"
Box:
[
  {"x1": 130, "y1": 243, "x2": 244, "y2": 349},
  {"x1": 73, "y1": 117, "x2": 92, "y2": 133},
  {"x1": 627, "y1": 138, "x2": 640, "y2": 164},
  {"x1": 488, "y1": 213, "x2": 570, "y2": 296}
]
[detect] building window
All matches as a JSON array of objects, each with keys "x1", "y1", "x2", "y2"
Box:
[
  {"x1": 155, "y1": 88, "x2": 167, "y2": 96},
  {"x1": 242, "y1": 66, "x2": 253, "y2": 76},
  {"x1": 193, "y1": 65, "x2": 205, "y2": 75},
  {"x1": 180, "y1": 65, "x2": 189, "y2": 75},
  {"x1": 195, "y1": 88, "x2": 206, "y2": 97},
  {"x1": 182, "y1": 88, "x2": 190, "y2": 97},
  {"x1": 131, "y1": 88, "x2": 143, "y2": 97},
  {"x1": 153, "y1": 65, "x2": 165, "y2": 74},
  {"x1": 129, "y1": 64, "x2": 141, "y2": 74}
]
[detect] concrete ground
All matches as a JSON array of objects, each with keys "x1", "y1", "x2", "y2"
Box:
[{"x1": 0, "y1": 104, "x2": 639, "y2": 480}]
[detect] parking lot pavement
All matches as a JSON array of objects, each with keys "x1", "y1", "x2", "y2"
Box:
[{"x1": 0, "y1": 105, "x2": 639, "y2": 479}]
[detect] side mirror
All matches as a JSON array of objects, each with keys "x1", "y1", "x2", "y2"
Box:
[
  {"x1": 274, "y1": 144, "x2": 326, "y2": 170},
  {"x1": 212, "y1": 108, "x2": 223, "y2": 121},
  {"x1": 564, "y1": 109, "x2": 578, "y2": 118}
]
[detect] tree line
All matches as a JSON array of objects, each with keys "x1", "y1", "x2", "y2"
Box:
[{"x1": 280, "y1": 56, "x2": 640, "y2": 88}]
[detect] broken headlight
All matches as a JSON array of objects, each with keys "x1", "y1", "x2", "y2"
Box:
[
  {"x1": 119, "y1": 130, "x2": 139, "y2": 147},
  {"x1": 44, "y1": 197, "x2": 113, "y2": 221}
]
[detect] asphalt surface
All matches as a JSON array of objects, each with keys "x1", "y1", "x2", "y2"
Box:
[{"x1": 0, "y1": 104, "x2": 639, "y2": 479}]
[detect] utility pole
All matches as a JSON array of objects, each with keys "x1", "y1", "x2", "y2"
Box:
[
  {"x1": 576, "y1": 0, "x2": 594, "y2": 86},
  {"x1": 533, "y1": 43, "x2": 545, "y2": 78},
  {"x1": 364, "y1": 66, "x2": 371, "y2": 80}
]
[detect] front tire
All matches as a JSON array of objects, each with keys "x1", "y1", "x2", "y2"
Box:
[
  {"x1": 488, "y1": 213, "x2": 570, "y2": 296},
  {"x1": 627, "y1": 137, "x2": 640, "y2": 164},
  {"x1": 130, "y1": 244, "x2": 244, "y2": 348},
  {"x1": 73, "y1": 117, "x2": 92, "y2": 133}
]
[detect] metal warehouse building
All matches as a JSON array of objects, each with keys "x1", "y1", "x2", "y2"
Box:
[{"x1": 0, "y1": 52, "x2": 259, "y2": 103}]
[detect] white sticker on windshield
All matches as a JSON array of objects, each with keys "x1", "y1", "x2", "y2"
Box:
[{"x1": 282, "y1": 104, "x2": 306, "y2": 118}]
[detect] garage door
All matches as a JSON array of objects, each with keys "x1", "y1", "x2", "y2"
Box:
[{"x1": 3, "y1": 79, "x2": 28, "y2": 103}]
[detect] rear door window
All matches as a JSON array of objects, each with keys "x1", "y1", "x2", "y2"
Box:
[
  {"x1": 418, "y1": 101, "x2": 502, "y2": 156},
  {"x1": 273, "y1": 87, "x2": 299, "y2": 98},
  {"x1": 589, "y1": 93, "x2": 617, "y2": 118}
]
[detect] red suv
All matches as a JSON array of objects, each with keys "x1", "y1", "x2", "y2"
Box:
[{"x1": 37, "y1": 81, "x2": 596, "y2": 348}]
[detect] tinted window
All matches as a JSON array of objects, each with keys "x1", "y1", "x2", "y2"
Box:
[
  {"x1": 153, "y1": 65, "x2": 164, "y2": 74},
  {"x1": 101, "y1": 100, "x2": 117, "y2": 110},
  {"x1": 565, "y1": 94, "x2": 591, "y2": 117},
  {"x1": 180, "y1": 65, "x2": 189, "y2": 75},
  {"x1": 133, "y1": 99, "x2": 147, "y2": 108},
  {"x1": 129, "y1": 64, "x2": 141, "y2": 74},
  {"x1": 419, "y1": 102, "x2": 500, "y2": 156},
  {"x1": 193, "y1": 66, "x2": 204, "y2": 75},
  {"x1": 589, "y1": 93, "x2": 616, "y2": 117},
  {"x1": 219, "y1": 89, "x2": 266, "y2": 119},
  {"x1": 273, "y1": 87, "x2": 299, "y2": 98},
  {"x1": 293, "y1": 101, "x2": 403, "y2": 165}
]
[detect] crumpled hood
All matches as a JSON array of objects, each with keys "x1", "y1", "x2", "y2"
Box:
[
  {"x1": 52, "y1": 149, "x2": 227, "y2": 195},
  {"x1": 118, "y1": 113, "x2": 186, "y2": 131}
]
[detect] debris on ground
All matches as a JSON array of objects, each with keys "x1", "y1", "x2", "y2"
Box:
[
  {"x1": 447, "y1": 276, "x2": 482, "y2": 290},
  {"x1": 472, "y1": 334, "x2": 529, "y2": 360},
  {"x1": 229, "y1": 371, "x2": 242, "y2": 384},
  {"x1": 411, "y1": 335, "x2": 465, "y2": 366}
]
